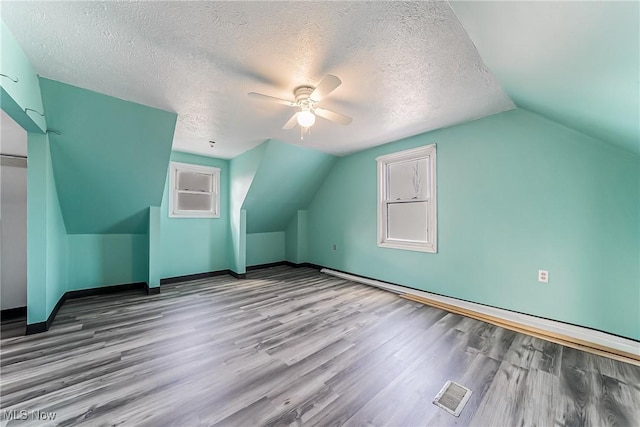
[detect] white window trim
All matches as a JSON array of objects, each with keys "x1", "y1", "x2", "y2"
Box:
[
  {"x1": 169, "y1": 161, "x2": 220, "y2": 219},
  {"x1": 376, "y1": 144, "x2": 437, "y2": 253}
]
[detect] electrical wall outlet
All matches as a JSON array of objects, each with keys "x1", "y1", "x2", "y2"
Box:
[
  {"x1": 538, "y1": 270, "x2": 549, "y2": 283},
  {"x1": 332, "y1": 244, "x2": 337, "y2": 251}
]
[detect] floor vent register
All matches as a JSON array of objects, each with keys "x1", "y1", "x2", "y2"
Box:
[{"x1": 433, "y1": 380, "x2": 472, "y2": 417}]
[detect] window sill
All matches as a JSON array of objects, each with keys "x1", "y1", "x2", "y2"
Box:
[
  {"x1": 378, "y1": 241, "x2": 437, "y2": 253},
  {"x1": 169, "y1": 212, "x2": 219, "y2": 219}
]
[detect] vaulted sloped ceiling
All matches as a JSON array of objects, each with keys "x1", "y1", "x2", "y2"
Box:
[
  {"x1": 1, "y1": 1, "x2": 514, "y2": 158},
  {"x1": 243, "y1": 140, "x2": 336, "y2": 233},
  {"x1": 3, "y1": 2, "x2": 634, "y2": 157},
  {"x1": 451, "y1": 1, "x2": 640, "y2": 155},
  {"x1": 40, "y1": 78, "x2": 177, "y2": 234}
]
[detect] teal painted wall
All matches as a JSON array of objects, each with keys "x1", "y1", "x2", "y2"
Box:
[
  {"x1": 0, "y1": 21, "x2": 46, "y2": 132},
  {"x1": 39, "y1": 78, "x2": 177, "y2": 234},
  {"x1": 5, "y1": 26, "x2": 67, "y2": 325},
  {"x1": 67, "y1": 234, "x2": 148, "y2": 291},
  {"x1": 285, "y1": 210, "x2": 309, "y2": 264},
  {"x1": 238, "y1": 210, "x2": 246, "y2": 273},
  {"x1": 148, "y1": 206, "x2": 161, "y2": 288},
  {"x1": 229, "y1": 139, "x2": 336, "y2": 271},
  {"x1": 26, "y1": 133, "x2": 47, "y2": 323},
  {"x1": 297, "y1": 210, "x2": 309, "y2": 263},
  {"x1": 45, "y1": 137, "x2": 68, "y2": 315},
  {"x1": 285, "y1": 213, "x2": 299, "y2": 263},
  {"x1": 246, "y1": 232, "x2": 286, "y2": 267},
  {"x1": 244, "y1": 140, "x2": 337, "y2": 233},
  {"x1": 307, "y1": 108, "x2": 640, "y2": 340},
  {"x1": 229, "y1": 143, "x2": 268, "y2": 273},
  {"x1": 27, "y1": 133, "x2": 67, "y2": 323},
  {"x1": 158, "y1": 151, "x2": 230, "y2": 279}
]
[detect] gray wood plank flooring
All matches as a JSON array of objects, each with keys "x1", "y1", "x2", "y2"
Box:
[{"x1": 1, "y1": 266, "x2": 639, "y2": 426}]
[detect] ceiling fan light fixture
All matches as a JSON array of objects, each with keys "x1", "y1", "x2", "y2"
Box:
[
  {"x1": 248, "y1": 74, "x2": 351, "y2": 131},
  {"x1": 297, "y1": 110, "x2": 316, "y2": 128}
]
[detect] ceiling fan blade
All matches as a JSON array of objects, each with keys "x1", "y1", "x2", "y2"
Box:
[
  {"x1": 315, "y1": 108, "x2": 352, "y2": 126},
  {"x1": 282, "y1": 112, "x2": 300, "y2": 130},
  {"x1": 310, "y1": 75, "x2": 342, "y2": 102},
  {"x1": 248, "y1": 92, "x2": 296, "y2": 107}
]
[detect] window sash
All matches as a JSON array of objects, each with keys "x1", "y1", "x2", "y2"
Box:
[
  {"x1": 176, "y1": 170, "x2": 213, "y2": 192},
  {"x1": 173, "y1": 190, "x2": 216, "y2": 214},
  {"x1": 385, "y1": 156, "x2": 430, "y2": 201},
  {"x1": 376, "y1": 144, "x2": 436, "y2": 253},
  {"x1": 383, "y1": 199, "x2": 430, "y2": 244},
  {"x1": 169, "y1": 162, "x2": 220, "y2": 218}
]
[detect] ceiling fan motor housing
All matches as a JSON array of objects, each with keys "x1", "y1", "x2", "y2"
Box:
[
  {"x1": 294, "y1": 86, "x2": 315, "y2": 109},
  {"x1": 248, "y1": 75, "x2": 351, "y2": 130}
]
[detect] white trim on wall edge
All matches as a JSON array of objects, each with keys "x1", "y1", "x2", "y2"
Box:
[{"x1": 320, "y1": 268, "x2": 640, "y2": 358}]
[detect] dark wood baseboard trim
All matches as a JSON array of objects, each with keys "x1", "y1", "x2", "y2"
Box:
[
  {"x1": 26, "y1": 321, "x2": 47, "y2": 335},
  {"x1": 297, "y1": 262, "x2": 323, "y2": 270},
  {"x1": 246, "y1": 261, "x2": 323, "y2": 271},
  {"x1": 229, "y1": 270, "x2": 246, "y2": 279},
  {"x1": 246, "y1": 261, "x2": 287, "y2": 271},
  {"x1": 160, "y1": 263, "x2": 321, "y2": 284},
  {"x1": 322, "y1": 266, "x2": 639, "y2": 344},
  {"x1": 49, "y1": 292, "x2": 67, "y2": 327},
  {"x1": 320, "y1": 266, "x2": 639, "y2": 364},
  {"x1": 22, "y1": 262, "x2": 321, "y2": 335},
  {"x1": 26, "y1": 281, "x2": 149, "y2": 335},
  {"x1": 160, "y1": 269, "x2": 230, "y2": 285},
  {"x1": 26, "y1": 293, "x2": 65, "y2": 335},
  {"x1": 1, "y1": 306, "x2": 27, "y2": 320},
  {"x1": 145, "y1": 283, "x2": 161, "y2": 295},
  {"x1": 66, "y1": 282, "x2": 147, "y2": 299}
]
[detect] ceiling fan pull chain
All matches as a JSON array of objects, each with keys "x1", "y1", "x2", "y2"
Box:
[{"x1": 300, "y1": 126, "x2": 311, "y2": 141}]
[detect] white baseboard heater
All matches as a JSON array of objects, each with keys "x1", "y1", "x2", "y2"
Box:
[{"x1": 320, "y1": 268, "x2": 640, "y2": 365}]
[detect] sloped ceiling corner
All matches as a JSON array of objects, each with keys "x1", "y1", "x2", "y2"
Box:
[
  {"x1": 243, "y1": 140, "x2": 337, "y2": 233},
  {"x1": 230, "y1": 141, "x2": 269, "y2": 212},
  {"x1": 40, "y1": 78, "x2": 177, "y2": 234},
  {"x1": 451, "y1": 1, "x2": 640, "y2": 155}
]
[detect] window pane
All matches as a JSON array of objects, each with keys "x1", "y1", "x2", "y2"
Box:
[
  {"x1": 387, "y1": 201, "x2": 428, "y2": 242},
  {"x1": 177, "y1": 171, "x2": 212, "y2": 192},
  {"x1": 387, "y1": 157, "x2": 429, "y2": 200},
  {"x1": 177, "y1": 192, "x2": 212, "y2": 212}
]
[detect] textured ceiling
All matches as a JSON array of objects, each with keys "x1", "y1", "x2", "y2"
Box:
[
  {"x1": 1, "y1": 1, "x2": 514, "y2": 158},
  {"x1": 1, "y1": 109, "x2": 27, "y2": 157},
  {"x1": 451, "y1": 1, "x2": 640, "y2": 155}
]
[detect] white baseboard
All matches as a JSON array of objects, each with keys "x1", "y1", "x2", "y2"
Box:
[{"x1": 321, "y1": 268, "x2": 640, "y2": 358}]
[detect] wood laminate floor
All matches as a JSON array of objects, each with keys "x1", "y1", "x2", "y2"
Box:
[{"x1": 1, "y1": 266, "x2": 639, "y2": 426}]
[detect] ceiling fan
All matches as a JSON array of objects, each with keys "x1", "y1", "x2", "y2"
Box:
[{"x1": 248, "y1": 74, "x2": 353, "y2": 135}]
